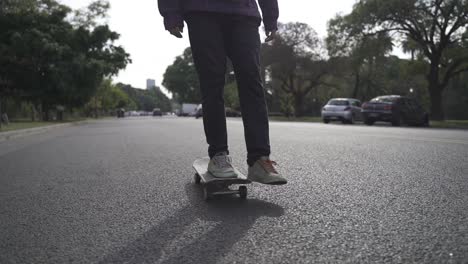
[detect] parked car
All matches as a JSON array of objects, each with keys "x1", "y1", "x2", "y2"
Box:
[
  {"x1": 152, "y1": 108, "x2": 162, "y2": 116},
  {"x1": 139, "y1": 111, "x2": 151, "y2": 116},
  {"x1": 127, "y1": 111, "x2": 139, "y2": 117},
  {"x1": 361, "y1": 95, "x2": 429, "y2": 127},
  {"x1": 321, "y1": 98, "x2": 362, "y2": 124}
]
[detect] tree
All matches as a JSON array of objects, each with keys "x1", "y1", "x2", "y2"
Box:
[
  {"x1": 327, "y1": 14, "x2": 393, "y2": 99},
  {"x1": 0, "y1": 0, "x2": 130, "y2": 120},
  {"x1": 444, "y1": 70, "x2": 468, "y2": 119},
  {"x1": 148, "y1": 87, "x2": 172, "y2": 112},
  {"x1": 86, "y1": 79, "x2": 135, "y2": 118},
  {"x1": 344, "y1": 0, "x2": 468, "y2": 120},
  {"x1": 263, "y1": 22, "x2": 329, "y2": 116},
  {"x1": 224, "y1": 81, "x2": 240, "y2": 110},
  {"x1": 162, "y1": 48, "x2": 201, "y2": 104},
  {"x1": 117, "y1": 83, "x2": 172, "y2": 112},
  {"x1": 401, "y1": 37, "x2": 422, "y2": 61}
]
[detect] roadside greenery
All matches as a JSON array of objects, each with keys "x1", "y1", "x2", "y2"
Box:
[
  {"x1": 0, "y1": 0, "x2": 173, "y2": 126},
  {"x1": 332, "y1": 0, "x2": 468, "y2": 120},
  {"x1": 117, "y1": 83, "x2": 172, "y2": 112},
  {"x1": 163, "y1": 0, "x2": 468, "y2": 120},
  {"x1": 2, "y1": 0, "x2": 467, "y2": 124},
  {"x1": 0, "y1": 121, "x2": 58, "y2": 132},
  {"x1": 84, "y1": 79, "x2": 135, "y2": 118},
  {"x1": 430, "y1": 120, "x2": 468, "y2": 129},
  {"x1": 0, "y1": 0, "x2": 130, "y2": 122},
  {"x1": 162, "y1": 48, "x2": 201, "y2": 105},
  {"x1": 269, "y1": 116, "x2": 323, "y2": 123}
]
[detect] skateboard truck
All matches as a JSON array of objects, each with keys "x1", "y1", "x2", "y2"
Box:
[{"x1": 194, "y1": 173, "x2": 248, "y2": 200}]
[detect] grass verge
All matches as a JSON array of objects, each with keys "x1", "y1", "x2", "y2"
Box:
[
  {"x1": 0, "y1": 121, "x2": 58, "y2": 132},
  {"x1": 269, "y1": 116, "x2": 322, "y2": 123},
  {"x1": 0, "y1": 118, "x2": 88, "y2": 133},
  {"x1": 430, "y1": 120, "x2": 468, "y2": 129}
]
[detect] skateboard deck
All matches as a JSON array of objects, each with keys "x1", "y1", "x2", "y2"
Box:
[{"x1": 192, "y1": 157, "x2": 251, "y2": 200}]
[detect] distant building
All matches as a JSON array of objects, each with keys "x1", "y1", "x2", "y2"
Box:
[{"x1": 146, "y1": 79, "x2": 156, "y2": 89}]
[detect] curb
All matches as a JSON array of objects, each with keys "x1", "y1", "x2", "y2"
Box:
[{"x1": 0, "y1": 120, "x2": 90, "y2": 143}]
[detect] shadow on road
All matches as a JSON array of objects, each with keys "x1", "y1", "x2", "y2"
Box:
[{"x1": 99, "y1": 183, "x2": 284, "y2": 264}]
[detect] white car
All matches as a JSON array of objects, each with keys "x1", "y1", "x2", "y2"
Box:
[{"x1": 321, "y1": 98, "x2": 362, "y2": 124}]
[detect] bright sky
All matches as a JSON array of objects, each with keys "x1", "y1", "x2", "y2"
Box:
[{"x1": 60, "y1": 0, "x2": 360, "y2": 93}]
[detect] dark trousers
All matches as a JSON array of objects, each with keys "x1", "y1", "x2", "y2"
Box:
[{"x1": 185, "y1": 12, "x2": 270, "y2": 166}]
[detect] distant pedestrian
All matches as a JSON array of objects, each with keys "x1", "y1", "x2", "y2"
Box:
[{"x1": 158, "y1": 0, "x2": 287, "y2": 185}]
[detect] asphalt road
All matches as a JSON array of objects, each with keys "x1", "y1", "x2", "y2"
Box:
[{"x1": 1, "y1": 117, "x2": 467, "y2": 263}]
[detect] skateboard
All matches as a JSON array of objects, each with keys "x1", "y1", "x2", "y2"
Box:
[{"x1": 192, "y1": 157, "x2": 251, "y2": 201}]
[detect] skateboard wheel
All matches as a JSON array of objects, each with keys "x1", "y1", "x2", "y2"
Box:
[
  {"x1": 194, "y1": 173, "x2": 201, "y2": 184},
  {"x1": 203, "y1": 187, "x2": 212, "y2": 201},
  {"x1": 239, "y1": 186, "x2": 247, "y2": 199}
]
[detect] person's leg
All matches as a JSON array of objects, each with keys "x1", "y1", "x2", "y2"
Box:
[
  {"x1": 186, "y1": 12, "x2": 229, "y2": 158},
  {"x1": 223, "y1": 15, "x2": 270, "y2": 166}
]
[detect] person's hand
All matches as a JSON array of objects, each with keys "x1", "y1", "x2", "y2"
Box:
[
  {"x1": 169, "y1": 27, "x2": 183, "y2": 38},
  {"x1": 265, "y1": 30, "x2": 277, "y2": 42}
]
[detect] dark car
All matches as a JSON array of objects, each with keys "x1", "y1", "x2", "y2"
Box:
[
  {"x1": 152, "y1": 108, "x2": 162, "y2": 116},
  {"x1": 117, "y1": 108, "x2": 125, "y2": 118},
  {"x1": 361, "y1": 95, "x2": 429, "y2": 127}
]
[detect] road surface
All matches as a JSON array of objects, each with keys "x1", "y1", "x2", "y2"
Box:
[{"x1": 1, "y1": 117, "x2": 467, "y2": 263}]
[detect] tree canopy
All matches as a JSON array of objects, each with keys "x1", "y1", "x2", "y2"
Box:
[
  {"x1": 158, "y1": 3, "x2": 468, "y2": 120},
  {"x1": 339, "y1": 0, "x2": 468, "y2": 119},
  {"x1": 0, "y1": 0, "x2": 130, "y2": 120},
  {"x1": 162, "y1": 48, "x2": 201, "y2": 105},
  {"x1": 117, "y1": 83, "x2": 172, "y2": 112},
  {"x1": 262, "y1": 22, "x2": 329, "y2": 116}
]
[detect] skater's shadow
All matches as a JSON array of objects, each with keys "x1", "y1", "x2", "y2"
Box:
[{"x1": 99, "y1": 183, "x2": 284, "y2": 264}]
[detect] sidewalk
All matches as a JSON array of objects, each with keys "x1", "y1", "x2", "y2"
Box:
[{"x1": 0, "y1": 120, "x2": 90, "y2": 143}]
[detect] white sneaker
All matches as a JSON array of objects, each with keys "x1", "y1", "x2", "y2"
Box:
[
  {"x1": 248, "y1": 157, "x2": 287, "y2": 185},
  {"x1": 208, "y1": 152, "x2": 238, "y2": 178}
]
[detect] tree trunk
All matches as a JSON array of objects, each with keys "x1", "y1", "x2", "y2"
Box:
[
  {"x1": 69, "y1": 108, "x2": 74, "y2": 120},
  {"x1": 38, "y1": 103, "x2": 43, "y2": 121},
  {"x1": 44, "y1": 110, "x2": 50, "y2": 121},
  {"x1": 428, "y1": 83, "x2": 444, "y2": 120},
  {"x1": 42, "y1": 103, "x2": 50, "y2": 121},
  {"x1": 57, "y1": 110, "x2": 63, "y2": 121},
  {"x1": 31, "y1": 104, "x2": 36, "y2": 122},
  {"x1": 352, "y1": 71, "x2": 360, "y2": 98},
  {"x1": 427, "y1": 61, "x2": 444, "y2": 120},
  {"x1": 294, "y1": 93, "x2": 304, "y2": 117},
  {"x1": 366, "y1": 59, "x2": 374, "y2": 98},
  {"x1": 0, "y1": 96, "x2": 2, "y2": 130},
  {"x1": 94, "y1": 96, "x2": 98, "y2": 119}
]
